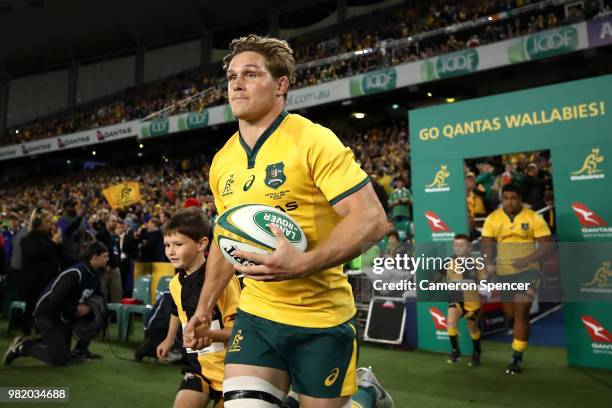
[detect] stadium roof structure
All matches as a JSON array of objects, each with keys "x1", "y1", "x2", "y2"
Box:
[{"x1": 0, "y1": 0, "x2": 333, "y2": 76}]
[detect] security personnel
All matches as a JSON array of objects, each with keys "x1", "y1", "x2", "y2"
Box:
[{"x1": 4, "y1": 242, "x2": 108, "y2": 366}]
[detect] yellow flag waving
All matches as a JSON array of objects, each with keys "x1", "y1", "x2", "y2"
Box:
[{"x1": 103, "y1": 181, "x2": 141, "y2": 209}]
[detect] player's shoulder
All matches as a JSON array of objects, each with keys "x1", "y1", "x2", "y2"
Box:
[
  {"x1": 517, "y1": 207, "x2": 543, "y2": 222},
  {"x1": 215, "y1": 131, "x2": 240, "y2": 158},
  {"x1": 211, "y1": 132, "x2": 240, "y2": 169},
  {"x1": 486, "y1": 208, "x2": 504, "y2": 221},
  {"x1": 520, "y1": 206, "x2": 539, "y2": 217},
  {"x1": 284, "y1": 113, "x2": 336, "y2": 142}
]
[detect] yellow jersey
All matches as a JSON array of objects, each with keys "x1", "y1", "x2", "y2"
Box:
[
  {"x1": 169, "y1": 265, "x2": 241, "y2": 391},
  {"x1": 467, "y1": 191, "x2": 486, "y2": 218},
  {"x1": 210, "y1": 110, "x2": 369, "y2": 328},
  {"x1": 481, "y1": 207, "x2": 551, "y2": 275}
]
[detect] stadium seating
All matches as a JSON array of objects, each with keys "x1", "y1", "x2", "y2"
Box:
[
  {"x1": 121, "y1": 275, "x2": 153, "y2": 342},
  {"x1": 2, "y1": 0, "x2": 586, "y2": 147}
]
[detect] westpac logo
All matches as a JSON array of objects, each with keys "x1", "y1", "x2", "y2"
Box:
[
  {"x1": 571, "y1": 148, "x2": 605, "y2": 181},
  {"x1": 349, "y1": 68, "x2": 397, "y2": 96},
  {"x1": 571, "y1": 202, "x2": 612, "y2": 238},
  {"x1": 425, "y1": 165, "x2": 450, "y2": 193},
  {"x1": 424, "y1": 211, "x2": 454, "y2": 242},
  {"x1": 421, "y1": 49, "x2": 479, "y2": 80},
  {"x1": 581, "y1": 261, "x2": 612, "y2": 294},
  {"x1": 581, "y1": 315, "x2": 612, "y2": 356}
]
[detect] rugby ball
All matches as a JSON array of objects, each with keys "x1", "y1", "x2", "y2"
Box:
[{"x1": 214, "y1": 204, "x2": 307, "y2": 266}]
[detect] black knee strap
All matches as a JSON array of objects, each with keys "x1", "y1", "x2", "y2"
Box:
[{"x1": 224, "y1": 390, "x2": 284, "y2": 406}]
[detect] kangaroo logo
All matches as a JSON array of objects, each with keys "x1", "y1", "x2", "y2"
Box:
[
  {"x1": 228, "y1": 330, "x2": 244, "y2": 353},
  {"x1": 119, "y1": 185, "x2": 132, "y2": 204},
  {"x1": 426, "y1": 165, "x2": 450, "y2": 188},
  {"x1": 425, "y1": 165, "x2": 451, "y2": 192},
  {"x1": 582, "y1": 261, "x2": 612, "y2": 289},
  {"x1": 571, "y1": 148, "x2": 605, "y2": 180},
  {"x1": 222, "y1": 174, "x2": 235, "y2": 197}
]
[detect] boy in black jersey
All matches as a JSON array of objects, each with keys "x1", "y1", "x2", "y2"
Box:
[
  {"x1": 157, "y1": 208, "x2": 241, "y2": 408},
  {"x1": 436, "y1": 234, "x2": 485, "y2": 366}
]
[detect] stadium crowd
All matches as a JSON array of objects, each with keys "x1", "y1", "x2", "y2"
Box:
[
  {"x1": 3, "y1": 0, "x2": 597, "y2": 146},
  {"x1": 0, "y1": 115, "x2": 557, "y2": 324},
  {"x1": 0, "y1": 121, "x2": 403, "y2": 295}
]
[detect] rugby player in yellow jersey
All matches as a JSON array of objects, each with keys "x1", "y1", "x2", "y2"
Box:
[
  {"x1": 435, "y1": 234, "x2": 485, "y2": 366},
  {"x1": 183, "y1": 34, "x2": 391, "y2": 408},
  {"x1": 481, "y1": 183, "x2": 552, "y2": 375}
]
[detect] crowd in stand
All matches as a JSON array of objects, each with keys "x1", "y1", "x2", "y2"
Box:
[
  {"x1": 0, "y1": 152, "x2": 216, "y2": 332},
  {"x1": 3, "y1": 0, "x2": 598, "y2": 146},
  {"x1": 0, "y1": 122, "x2": 409, "y2": 284},
  {"x1": 0, "y1": 108, "x2": 561, "y2": 340},
  {"x1": 5, "y1": 75, "x2": 226, "y2": 145},
  {"x1": 292, "y1": 0, "x2": 575, "y2": 86},
  {"x1": 0, "y1": 123, "x2": 559, "y2": 272},
  {"x1": 0, "y1": 120, "x2": 408, "y2": 335}
]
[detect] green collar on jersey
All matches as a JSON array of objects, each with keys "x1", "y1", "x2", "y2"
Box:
[{"x1": 239, "y1": 110, "x2": 288, "y2": 169}]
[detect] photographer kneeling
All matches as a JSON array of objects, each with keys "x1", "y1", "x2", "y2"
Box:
[{"x1": 4, "y1": 242, "x2": 108, "y2": 366}]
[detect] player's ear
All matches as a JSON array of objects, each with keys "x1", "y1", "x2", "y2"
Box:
[
  {"x1": 276, "y1": 76, "x2": 289, "y2": 97},
  {"x1": 198, "y1": 236, "x2": 210, "y2": 253}
]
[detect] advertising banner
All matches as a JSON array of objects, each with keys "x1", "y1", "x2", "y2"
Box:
[{"x1": 410, "y1": 74, "x2": 612, "y2": 369}]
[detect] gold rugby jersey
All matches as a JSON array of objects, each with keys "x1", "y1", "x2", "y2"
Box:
[
  {"x1": 481, "y1": 207, "x2": 551, "y2": 276},
  {"x1": 169, "y1": 264, "x2": 241, "y2": 390},
  {"x1": 209, "y1": 110, "x2": 369, "y2": 328}
]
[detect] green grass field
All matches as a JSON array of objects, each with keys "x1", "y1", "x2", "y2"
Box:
[{"x1": 1, "y1": 319, "x2": 611, "y2": 407}]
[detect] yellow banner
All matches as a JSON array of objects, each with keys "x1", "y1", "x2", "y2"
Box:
[{"x1": 102, "y1": 181, "x2": 141, "y2": 209}]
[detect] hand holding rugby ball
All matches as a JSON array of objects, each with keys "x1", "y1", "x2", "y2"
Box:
[{"x1": 214, "y1": 204, "x2": 307, "y2": 267}]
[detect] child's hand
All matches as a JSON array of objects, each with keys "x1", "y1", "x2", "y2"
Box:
[
  {"x1": 194, "y1": 325, "x2": 216, "y2": 346},
  {"x1": 200, "y1": 337, "x2": 213, "y2": 348},
  {"x1": 184, "y1": 313, "x2": 210, "y2": 349},
  {"x1": 156, "y1": 338, "x2": 174, "y2": 360},
  {"x1": 194, "y1": 328, "x2": 215, "y2": 348},
  {"x1": 195, "y1": 325, "x2": 214, "y2": 339}
]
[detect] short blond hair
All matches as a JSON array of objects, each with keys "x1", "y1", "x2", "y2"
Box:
[{"x1": 223, "y1": 34, "x2": 296, "y2": 85}]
